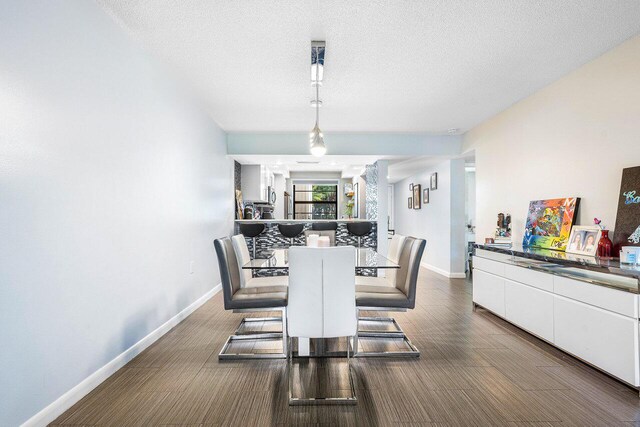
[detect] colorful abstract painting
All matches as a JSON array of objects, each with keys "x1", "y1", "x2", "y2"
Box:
[{"x1": 522, "y1": 197, "x2": 580, "y2": 251}]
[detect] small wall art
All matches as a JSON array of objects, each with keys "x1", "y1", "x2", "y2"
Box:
[
  {"x1": 412, "y1": 184, "x2": 421, "y2": 209},
  {"x1": 423, "y1": 188, "x2": 429, "y2": 204},
  {"x1": 430, "y1": 173, "x2": 438, "y2": 190},
  {"x1": 408, "y1": 197, "x2": 413, "y2": 209}
]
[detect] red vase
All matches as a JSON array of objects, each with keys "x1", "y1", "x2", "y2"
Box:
[{"x1": 597, "y1": 230, "x2": 613, "y2": 258}]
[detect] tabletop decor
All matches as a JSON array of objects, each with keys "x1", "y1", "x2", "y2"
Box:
[
  {"x1": 566, "y1": 225, "x2": 601, "y2": 256},
  {"x1": 522, "y1": 197, "x2": 580, "y2": 251},
  {"x1": 613, "y1": 166, "x2": 640, "y2": 256}
]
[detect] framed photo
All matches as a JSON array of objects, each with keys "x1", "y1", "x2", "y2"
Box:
[
  {"x1": 423, "y1": 188, "x2": 429, "y2": 204},
  {"x1": 412, "y1": 184, "x2": 421, "y2": 209},
  {"x1": 430, "y1": 173, "x2": 438, "y2": 190},
  {"x1": 409, "y1": 183, "x2": 413, "y2": 191},
  {"x1": 566, "y1": 225, "x2": 601, "y2": 256},
  {"x1": 408, "y1": 197, "x2": 413, "y2": 209}
]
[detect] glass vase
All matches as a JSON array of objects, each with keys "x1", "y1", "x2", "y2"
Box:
[{"x1": 597, "y1": 230, "x2": 613, "y2": 258}]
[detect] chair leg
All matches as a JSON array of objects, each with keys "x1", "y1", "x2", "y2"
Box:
[
  {"x1": 355, "y1": 308, "x2": 420, "y2": 358},
  {"x1": 282, "y1": 307, "x2": 288, "y2": 356},
  {"x1": 288, "y1": 335, "x2": 357, "y2": 405},
  {"x1": 218, "y1": 307, "x2": 287, "y2": 360}
]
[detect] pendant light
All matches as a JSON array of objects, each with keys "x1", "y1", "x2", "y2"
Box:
[
  {"x1": 309, "y1": 83, "x2": 326, "y2": 156},
  {"x1": 309, "y1": 41, "x2": 326, "y2": 157}
]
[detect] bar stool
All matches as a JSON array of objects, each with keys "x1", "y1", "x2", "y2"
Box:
[
  {"x1": 278, "y1": 223, "x2": 305, "y2": 246},
  {"x1": 347, "y1": 222, "x2": 372, "y2": 248},
  {"x1": 238, "y1": 223, "x2": 265, "y2": 259},
  {"x1": 311, "y1": 222, "x2": 338, "y2": 231}
]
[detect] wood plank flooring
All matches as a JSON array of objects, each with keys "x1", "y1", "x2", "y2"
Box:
[{"x1": 51, "y1": 269, "x2": 640, "y2": 426}]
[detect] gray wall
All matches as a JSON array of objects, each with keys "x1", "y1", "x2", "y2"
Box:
[{"x1": 0, "y1": 2, "x2": 233, "y2": 425}]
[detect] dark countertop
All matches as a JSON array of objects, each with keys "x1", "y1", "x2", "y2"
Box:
[{"x1": 474, "y1": 243, "x2": 640, "y2": 293}]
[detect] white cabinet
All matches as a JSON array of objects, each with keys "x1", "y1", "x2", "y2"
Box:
[
  {"x1": 554, "y1": 295, "x2": 639, "y2": 385},
  {"x1": 473, "y1": 253, "x2": 640, "y2": 386},
  {"x1": 241, "y1": 165, "x2": 274, "y2": 202},
  {"x1": 504, "y1": 279, "x2": 554, "y2": 342},
  {"x1": 473, "y1": 270, "x2": 505, "y2": 317},
  {"x1": 554, "y1": 275, "x2": 638, "y2": 318}
]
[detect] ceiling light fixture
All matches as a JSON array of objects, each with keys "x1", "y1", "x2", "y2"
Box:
[{"x1": 309, "y1": 41, "x2": 326, "y2": 157}]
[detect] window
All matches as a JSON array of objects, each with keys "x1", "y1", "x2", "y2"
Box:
[{"x1": 293, "y1": 184, "x2": 338, "y2": 220}]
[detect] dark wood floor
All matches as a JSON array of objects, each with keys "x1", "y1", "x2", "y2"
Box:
[{"x1": 52, "y1": 269, "x2": 640, "y2": 426}]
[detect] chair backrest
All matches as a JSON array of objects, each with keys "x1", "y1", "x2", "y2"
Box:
[
  {"x1": 311, "y1": 222, "x2": 338, "y2": 231},
  {"x1": 346, "y1": 221, "x2": 373, "y2": 237},
  {"x1": 385, "y1": 234, "x2": 406, "y2": 284},
  {"x1": 238, "y1": 222, "x2": 265, "y2": 238},
  {"x1": 231, "y1": 235, "x2": 253, "y2": 287},
  {"x1": 393, "y1": 237, "x2": 426, "y2": 309},
  {"x1": 303, "y1": 230, "x2": 336, "y2": 246},
  {"x1": 287, "y1": 247, "x2": 357, "y2": 339},
  {"x1": 214, "y1": 237, "x2": 242, "y2": 310}
]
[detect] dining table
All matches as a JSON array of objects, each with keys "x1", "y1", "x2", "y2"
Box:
[{"x1": 241, "y1": 246, "x2": 399, "y2": 357}]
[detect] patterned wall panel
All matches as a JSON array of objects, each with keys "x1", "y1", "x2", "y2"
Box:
[
  {"x1": 234, "y1": 221, "x2": 378, "y2": 277},
  {"x1": 365, "y1": 163, "x2": 378, "y2": 220}
]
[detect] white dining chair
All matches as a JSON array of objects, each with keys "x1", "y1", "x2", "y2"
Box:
[{"x1": 287, "y1": 246, "x2": 357, "y2": 405}]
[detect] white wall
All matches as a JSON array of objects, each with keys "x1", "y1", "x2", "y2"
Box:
[
  {"x1": 273, "y1": 174, "x2": 286, "y2": 219},
  {"x1": 463, "y1": 34, "x2": 640, "y2": 244},
  {"x1": 0, "y1": 2, "x2": 233, "y2": 426},
  {"x1": 393, "y1": 160, "x2": 466, "y2": 277},
  {"x1": 465, "y1": 170, "x2": 477, "y2": 244}
]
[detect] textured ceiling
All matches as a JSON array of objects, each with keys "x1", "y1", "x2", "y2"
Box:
[{"x1": 98, "y1": 0, "x2": 640, "y2": 133}]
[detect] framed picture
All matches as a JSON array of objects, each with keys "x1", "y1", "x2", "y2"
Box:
[
  {"x1": 412, "y1": 184, "x2": 421, "y2": 209},
  {"x1": 423, "y1": 188, "x2": 429, "y2": 204},
  {"x1": 430, "y1": 173, "x2": 438, "y2": 190},
  {"x1": 409, "y1": 183, "x2": 413, "y2": 191},
  {"x1": 613, "y1": 166, "x2": 640, "y2": 253},
  {"x1": 566, "y1": 226, "x2": 602, "y2": 256},
  {"x1": 408, "y1": 197, "x2": 413, "y2": 209},
  {"x1": 522, "y1": 197, "x2": 580, "y2": 251},
  {"x1": 353, "y1": 182, "x2": 359, "y2": 218}
]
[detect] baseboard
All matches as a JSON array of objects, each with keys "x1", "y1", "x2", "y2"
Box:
[
  {"x1": 420, "y1": 262, "x2": 467, "y2": 279},
  {"x1": 22, "y1": 283, "x2": 222, "y2": 427}
]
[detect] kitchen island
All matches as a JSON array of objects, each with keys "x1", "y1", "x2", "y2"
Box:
[{"x1": 234, "y1": 219, "x2": 378, "y2": 256}]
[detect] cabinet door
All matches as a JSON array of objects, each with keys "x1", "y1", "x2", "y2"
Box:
[
  {"x1": 505, "y1": 279, "x2": 554, "y2": 342},
  {"x1": 473, "y1": 270, "x2": 505, "y2": 317},
  {"x1": 554, "y1": 295, "x2": 639, "y2": 386}
]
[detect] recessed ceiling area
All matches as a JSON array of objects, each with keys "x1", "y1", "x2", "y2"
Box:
[
  {"x1": 98, "y1": 1, "x2": 640, "y2": 134},
  {"x1": 232, "y1": 154, "x2": 448, "y2": 182}
]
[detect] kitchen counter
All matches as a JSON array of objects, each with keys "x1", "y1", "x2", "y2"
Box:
[
  {"x1": 234, "y1": 219, "x2": 379, "y2": 262},
  {"x1": 234, "y1": 219, "x2": 373, "y2": 223}
]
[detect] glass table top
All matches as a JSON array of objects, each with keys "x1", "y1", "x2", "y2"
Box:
[{"x1": 242, "y1": 247, "x2": 399, "y2": 270}]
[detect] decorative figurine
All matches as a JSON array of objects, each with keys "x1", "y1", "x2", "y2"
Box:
[{"x1": 495, "y1": 212, "x2": 512, "y2": 238}]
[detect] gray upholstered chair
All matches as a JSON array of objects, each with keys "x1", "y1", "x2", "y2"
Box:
[
  {"x1": 214, "y1": 237, "x2": 288, "y2": 359},
  {"x1": 354, "y1": 236, "x2": 426, "y2": 357}
]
